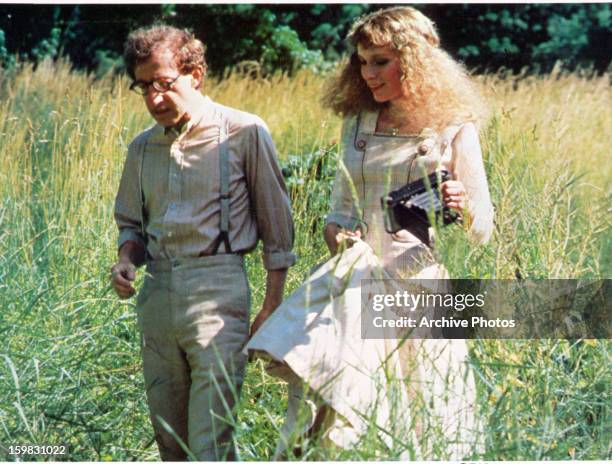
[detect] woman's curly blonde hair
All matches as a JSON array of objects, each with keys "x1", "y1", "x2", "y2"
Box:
[{"x1": 322, "y1": 7, "x2": 488, "y2": 131}]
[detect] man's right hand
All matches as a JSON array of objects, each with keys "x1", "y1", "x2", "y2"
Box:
[
  {"x1": 111, "y1": 261, "x2": 137, "y2": 298},
  {"x1": 111, "y1": 240, "x2": 146, "y2": 298}
]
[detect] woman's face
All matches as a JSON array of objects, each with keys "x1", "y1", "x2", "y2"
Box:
[{"x1": 357, "y1": 43, "x2": 405, "y2": 103}]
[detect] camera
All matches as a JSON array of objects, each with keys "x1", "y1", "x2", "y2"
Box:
[{"x1": 381, "y1": 170, "x2": 459, "y2": 246}]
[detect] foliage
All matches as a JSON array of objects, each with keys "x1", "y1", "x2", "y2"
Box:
[
  {"x1": 281, "y1": 4, "x2": 369, "y2": 62},
  {"x1": 0, "y1": 60, "x2": 610, "y2": 460},
  {"x1": 0, "y1": 4, "x2": 609, "y2": 75},
  {"x1": 0, "y1": 28, "x2": 15, "y2": 68},
  {"x1": 428, "y1": 4, "x2": 611, "y2": 72}
]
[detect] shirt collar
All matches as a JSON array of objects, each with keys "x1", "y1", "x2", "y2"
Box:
[{"x1": 164, "y1": 120, "x2": 188, "y2": 138}]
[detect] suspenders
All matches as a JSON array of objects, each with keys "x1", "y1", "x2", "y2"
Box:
[
  {"x1": 211, "y1": 118, "x2": 233, "y2": 254},
  {"x1": 136, "y1": 134, "x2": 148, "y2": 249},
  {"x1": 136, "y1": 112, "x2": 233, "y2": 257}
]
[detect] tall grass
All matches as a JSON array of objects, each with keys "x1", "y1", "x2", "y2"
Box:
[{"x1": 0, "y1": 59, "x2": 609, "y2": 460}]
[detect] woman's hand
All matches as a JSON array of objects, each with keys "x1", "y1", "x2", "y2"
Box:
[
  {"x1": 441, "y1": 180, "x2": 466, "y2": 212},
  {"x1": 324, "y1": 223, "x2": 361, "y2": 256},
  {"x1": 336, "y1": 229, "x2": 361, "y2": 246}
]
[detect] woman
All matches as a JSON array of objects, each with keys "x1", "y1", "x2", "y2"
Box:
[{"x1": 247, "y1": 7, "x2": 494, "y2": 459}]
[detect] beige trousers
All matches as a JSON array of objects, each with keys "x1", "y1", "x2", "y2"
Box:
[{"x1": 136, "y1": 254, "x2": 250, "y2": 461}]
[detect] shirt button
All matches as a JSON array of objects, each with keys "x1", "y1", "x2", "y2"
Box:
[
  {"x1": 418, "y1": 141, "x2": 431, "y2": 155},
  {"x1": 356, "y1": 139, "x2": 367, "y2": 149}
]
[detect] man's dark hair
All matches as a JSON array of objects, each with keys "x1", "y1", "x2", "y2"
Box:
[{"x1": 123, "y1": 25, "x2": 207, "y2": 80}]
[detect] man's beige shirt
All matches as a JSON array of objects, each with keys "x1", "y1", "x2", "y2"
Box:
[{"x1": 114, "y1": 96, "x2": 295, "y2": 270}]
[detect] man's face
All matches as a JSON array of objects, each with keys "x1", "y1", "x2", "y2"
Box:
[{"x1": 133, "y1": 49, "x2": 199, "y2": 127}]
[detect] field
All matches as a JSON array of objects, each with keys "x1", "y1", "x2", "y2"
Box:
[{"x1": 0, "y1": 60, "x2": 610, "y2": 460}]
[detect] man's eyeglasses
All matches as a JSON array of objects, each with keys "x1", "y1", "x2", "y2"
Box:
[{"x1": 129, "y1": 75, "x2": 181, "y2": 96}]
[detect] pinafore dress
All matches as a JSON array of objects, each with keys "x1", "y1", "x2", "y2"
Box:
[{"x1": 246, "y1": 111, "x2": 484, "y2": 459}]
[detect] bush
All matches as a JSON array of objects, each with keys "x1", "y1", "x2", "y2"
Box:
[{"x1": 0, "y1": 4, "x2": 609, "y2": 75}]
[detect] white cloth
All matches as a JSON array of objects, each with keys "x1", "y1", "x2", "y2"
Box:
[{"x1": 247, "y1": 240, "x2": 412, "y2": 451}]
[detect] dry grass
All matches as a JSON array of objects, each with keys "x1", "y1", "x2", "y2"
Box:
[{"x1": 0, "y1": 60, "x2": 609, "y2": 460}]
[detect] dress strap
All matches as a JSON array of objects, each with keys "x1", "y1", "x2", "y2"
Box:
[
  {"x1": 353, "y1": 111, "x2": 378, "y2": 151},
  {"x1": 358, "y1": 111, "x2": 378, "y2": 135},
  {"x1": 352, "y1": 113, "x2": 364, "y2": 151},
  {"x1": 439, "y1": 124, "x2": 463, "y2": 149}
]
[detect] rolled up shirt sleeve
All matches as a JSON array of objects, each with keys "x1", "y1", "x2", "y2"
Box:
[
  {"x1": 451, "y1": 122, "x2": 494, "y2": 245},
  {"x1": 246, "y1": 122, "x2": 296, "y2": 270},
  {"x1": 114, "y1": 135, "x2": 147, "y2": 252},
  {"x1": 325, "y1": 117, "x2": 368, "y2": 233}
]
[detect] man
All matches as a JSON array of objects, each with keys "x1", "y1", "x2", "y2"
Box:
[{"x1": 111, "y1": 25, "x2": 295, "y2": 461}]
